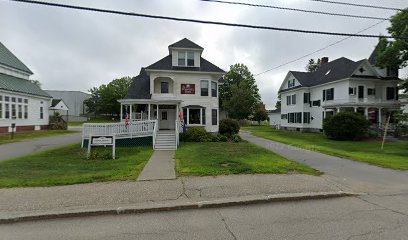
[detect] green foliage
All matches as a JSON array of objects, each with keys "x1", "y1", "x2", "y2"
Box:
[
  {"x1": 275, "y1": 95, "x2": 281, "y2": 109},
  {"x1": 218, "y1": 135, "x2": 228, "y2": 142},
  {"x1": 252, "y1": 104, "x2": 269, "y2": 124},
  {"x1": 376, "y1": 10, "x2": 408, "y2": 69},
  {"x1": 186, "y1": 127, "x2": 210, "y2": 142},
  {"x1": 323, "y1": 112, "x2": 370, "y2": 140},
  {"x1": 220, "y1": 63, "x2": 261, "y2": 120},
  {"x1": 231, "y1": 134, "x2": 242, "y2": 142},
  {"x1": 87, "y1": 148, "x2": 113, "y2": 160},
  {"x1": 305, "y1": 58, "x2": 321, "y2": 72},
  {"x1": 85, "y1": 76, "x2": 133, "y2": 115},
  {"x1": 219, "y1": 119, "x2": 240, "y2": 135}
]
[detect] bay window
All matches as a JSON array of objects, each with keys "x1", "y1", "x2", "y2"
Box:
[
  {"x1": 201, "y1": 80, "x2": 209, "y2": 96},
  {"x1": 211, "y1": 81, "x2": 217, "y2": 97}
]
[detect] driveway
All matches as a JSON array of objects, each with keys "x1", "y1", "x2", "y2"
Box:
[
  {"x1": 240, "y1": 131, "x2": 408, "y2": 194},
  {"x1": 0, "y1": 132, "x2": 82, "y2": 162}
]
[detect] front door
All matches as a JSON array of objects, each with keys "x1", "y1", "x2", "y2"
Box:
[{"x1": 159, "y1": 109, "x2": 176, "y2": 130}]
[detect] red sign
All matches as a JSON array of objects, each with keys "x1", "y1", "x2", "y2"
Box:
[{"x1": 181, "y1": 84, "x2": 195, "y2": 94}]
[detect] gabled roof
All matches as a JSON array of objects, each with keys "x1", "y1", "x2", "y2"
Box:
[
  {"x1": 281, "y1": 57, "x2": 382, "y2": 93},
  {"x1": 168, "y1": 38, "x2": 203, "y2": 49},
  {"x1": 124, "y1": 68, "x2": 151, "y2": 99},
  {"x1": 0, "y1": 73, "x2": 51, "y2": 98},
  {"x1": 146, "y1": 55, "x2": 225, "y2": 73},
  {"x1": 50, "y1": 99, "x2": 62, "y2": 108},
  {"x1": 0, "y1": 42, "x2": 33, "y2": 74}
]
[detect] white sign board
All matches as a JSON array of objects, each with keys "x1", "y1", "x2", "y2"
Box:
[
  {"x1": 91, "y1": 136, "x2": 114, "y2": 145},
  {"x1": 87, "y1": 135, "x2": 116, "y2": 160}
]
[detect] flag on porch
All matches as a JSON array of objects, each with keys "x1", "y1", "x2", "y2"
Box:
[{"x1": 125, "y1": 112, "x2": 129, "y2": 129}]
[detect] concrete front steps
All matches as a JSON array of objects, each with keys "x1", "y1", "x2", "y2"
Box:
[{"x1": 154, "y1": 131, "x2": 176, "y2": 150}]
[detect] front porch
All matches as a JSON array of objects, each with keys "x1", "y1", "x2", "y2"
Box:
[{"x1": 323, "y1": 104, "x2": 401, "y2": 129}]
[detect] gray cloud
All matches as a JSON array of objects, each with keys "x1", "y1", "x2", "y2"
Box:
[{"x1": 0, "y1": 0, "x2": 406, "y2": 109}]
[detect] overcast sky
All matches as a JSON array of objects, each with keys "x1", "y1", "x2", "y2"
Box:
[{"x1": 0, "y1": 0, "x2": 407, "y2": 109}]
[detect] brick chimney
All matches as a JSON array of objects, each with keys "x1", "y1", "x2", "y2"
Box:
[{"x1": 321, "y1": 57, "x2": 329, "y2": 66}]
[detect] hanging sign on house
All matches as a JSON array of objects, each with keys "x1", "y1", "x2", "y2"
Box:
[{"x1": 181, "y1": 84, "x2": 195, "y2": 94}]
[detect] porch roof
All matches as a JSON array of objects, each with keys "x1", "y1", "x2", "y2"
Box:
[{"x1": 118, "y1": 99, "x2": 182, "y2": 105}]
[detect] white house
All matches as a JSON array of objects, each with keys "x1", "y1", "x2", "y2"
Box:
[
  {"x1": 0, "y1": 41, "x2": 51, "y2": 133},
  {"x1": 49, "y1": 99, "x2": 69, "y2": 116},
  {"x1": 116, "y1": 38, "x2": 225, "y2": 149},
  {"x1": 267, "y1": 109, "x2": 281, "y2": 128},
  {"x1": 278, "y1": 46, "x2": 401, "y2": 132}
]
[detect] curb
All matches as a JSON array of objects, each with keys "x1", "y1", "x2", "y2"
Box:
[{"x1": 0, "y1": 191, "x2": 356, "y2": 224}]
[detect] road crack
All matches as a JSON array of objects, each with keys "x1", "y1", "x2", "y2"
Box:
[{"x1": 217, "y1": 211, "x2": 238, "y2": 240}]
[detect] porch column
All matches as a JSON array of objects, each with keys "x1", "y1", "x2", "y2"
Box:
[
  {"x1": 156, "y1": 104, "x2": 159, "y2": 120},
  {"x1": 129, "y1": 104, "x2": 133, "y2": 120},
  {"x1": 378, "y1": 108, "x2": 382, "y2": 126},
  {"x1": 120, "y1": 103, "x2": 123, "y2": 121},
  {"x1": 336, "y1": 107, "x2": 340, "y2": 113},
  {"x1": 148, "y1": 104, "x2": 151, "y2": 120},
  {"x1": 364, "y1": 107, "x2": 368, "y2": 118},
  {"x1": 354, "y1": 107, "x2": 357, "y2": 112}
]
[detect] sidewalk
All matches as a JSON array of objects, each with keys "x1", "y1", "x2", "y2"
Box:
[
  {"x1": 0, "y1": 174, "x2": 348, "y2": 222},
  {"x1": 0, "y1": 133, "x2": 81, "y2": 162},
  {"x1": 137, "y1": 150, "x2": 176, "y2": 181}
]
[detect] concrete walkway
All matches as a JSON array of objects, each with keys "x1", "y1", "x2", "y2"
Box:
[
  {"x1": 137, "y1": 150, "x2": 176, "y2": 181},
  {"x1": 240, "y1": 131, "x2": 408, "y2": 194},
  {"x1": 0, "y1": 133, "x2": 82, "y2": 162}
]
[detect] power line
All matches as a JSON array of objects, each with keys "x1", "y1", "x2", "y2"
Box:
[
  {"x1": 255, "y1": 20, "x2": 387, "y2": 76},
  {"x1": 7, "y1": 0, "x2": 403, "y2": 40},
  {"x1": 309, "y1": 0, "x2": 404, "y2": 11},
  {"x1": 200, "y1": 0, "x2": 390, "y2": 21}
]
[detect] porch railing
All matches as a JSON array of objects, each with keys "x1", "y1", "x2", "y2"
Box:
[
  {"x1": 152, "y1": 120, "x2": 158, "y2": 149},
  {"x1": 175, "y1": 119, "x2": 181, "y2": 149},
  {"x1": 82, "y1": 120, "x2": 157, "y2": 147}
]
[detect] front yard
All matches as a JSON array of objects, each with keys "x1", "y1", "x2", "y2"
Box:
[
  {"x1": 0, "y1": 144, "x2": 153, "y2": 188},
  {"x1": 176, "y1": 141, "x2": 320, "y2": 176},
  {"x1": 242, "y1": 125, "x2": 408, "y2": 170},
  {"x1": 0, "y1": 130, "x2": 78, "y2": 145}
]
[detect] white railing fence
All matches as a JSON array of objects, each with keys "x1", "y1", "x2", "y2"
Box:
[
  {"x1": 175, "y1": 119, "x2": 181, "y2": 148},
  {"x1": 82, "y1": 120, "x2": 157, "y2": 147},
  {"x1": 152, "y1": 120, "x2": 158, "y2": 149}
]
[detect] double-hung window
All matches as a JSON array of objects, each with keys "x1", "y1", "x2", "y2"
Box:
[
  {"x1": 367, "y1": 88, "x2": 375, "y2": 96},
  {"x1": 18, "y1": 105, "x2": 22, "y2": 119},
  {"x1": 323, "y1": 88, "x2": 334, "y2": 101},
  {"x1": 386, "y1": 87, "x2": 395, "y2": 100},
  {"x1": 212, "y1": 109, "x2": 217, "y2": 125},
  {"x1": 291, "y1": 94, "x2": 296, "y2": 105},
  {"x1": 0, "y1": 95, "x2": 2, "y2": 119},
  {"x1": 303, "y1": 112, "x2": 311, "y2": 124},
  {"x1": 211, "y1": 81, "x2": 217, "y2": 97},
  {"x1": 40, "y1": 106, "x2": 44, "y2": 119},
  {"x1": 303, "y1": 93, "x2": 310, "y2": 103},
  {"x1": 5, "y1": 103, "x2": 10, "y2": 119},
  {"x1": 178, "y1": 51, "x2": 195, "y2": 66},
  {"x1": 201, "y1": 80, "x2": 209, "y2": 96},
  {"x1": 11, "y1": 104, "x2": 16, "y2": 119}
]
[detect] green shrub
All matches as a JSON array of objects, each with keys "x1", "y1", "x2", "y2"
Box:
[
  {"x1": 209, "y1": 134, "x2": 219, "y2": 142},
  {"x1": 219, "y1": 119, "x2": 240, "y2": 136},
  {"x1": 186, "y1": 127, "x2": 209, "y2": 142},
  {"x1": 231, "y1": 134, "x2": 242, "y2": 142},
  {"x1": 218, "y1": 135, "x2": 228, "y2": 142},
  {"x1": 323, "y1": 112, "x2": 370, "y2": 140},
  {"x1": 179, "y1": 132, "x2": 189, "y2": 142}
]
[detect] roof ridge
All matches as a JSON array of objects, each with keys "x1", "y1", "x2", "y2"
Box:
[{"x1": 0, "y1": 41, "x2": 33, "y2": 74}]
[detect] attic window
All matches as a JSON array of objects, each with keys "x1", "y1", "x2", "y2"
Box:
[
  {"x1": 178, "y1": 51, "x2": 195, "y2": 66},
  {"x1": 325, "y1": 70, "x2": 331, "y2": 75},
  {"x1": 359, "y1": 67, "x2": 365, "y2": 73}
]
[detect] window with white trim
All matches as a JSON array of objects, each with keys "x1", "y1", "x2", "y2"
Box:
[
  {"x1": 201, "y1": 80, "x2": 209, "y2": 96},
  {"x1": 211, "y1": 81, "x2": 217, "y2": 97},
  {"x1": 40, "y1": 106, "x2": 44, "y2": 119},
  {"x1": 212, "y1": 109, "x2": 217, "y2": 125},
  {"x1": 178, "y1": 51, "x2": 195, "y2": 66},
  {"x1": 0, "y1": 95, "x2": 2, "y2": 118},
  {"x1": 11, "y1": 104, "x2": 16, "y2": 119},
  {"x1": 5, "y1": 103, "x2": 10, "y2": 119}
]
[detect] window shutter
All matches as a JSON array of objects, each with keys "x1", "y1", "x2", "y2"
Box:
[{"x1": 323, "y1": 90, "x2": 326, "y2": 101}]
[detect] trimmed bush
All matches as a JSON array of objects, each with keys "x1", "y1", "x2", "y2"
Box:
[
  {"x1": 231, "y1": 134, "x2": 242, "y2": 142},
  {"x1": 218, "y1": 135, "x2": 228, "y2": 142},
  {"x1": 219, "y1": 119, "x2": 240, "y2": 136},
  {"x1": 186, "y1": 127, "x2": 210, "y2": 142},
  {"x1": 323, "y1": 112, "x2": 370, "y2": 140}
]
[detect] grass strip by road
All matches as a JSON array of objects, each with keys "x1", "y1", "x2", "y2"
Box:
[
  {"x1": 0, "y1": 144, "x2": 153, "y2": 188},
  {"x1": 242, "y1": 125, "x2": 408, "y2": 170},
  {"x1": 0, "y1": 130, "x2": 78, "y2": 145},
  {"x1": 176, "y1": 141, "x2": 320, "y2": 176}
]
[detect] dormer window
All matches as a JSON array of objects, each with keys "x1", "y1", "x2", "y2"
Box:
[{"x1": 178, "y1": 51, "x2": 195, "y2": 66}]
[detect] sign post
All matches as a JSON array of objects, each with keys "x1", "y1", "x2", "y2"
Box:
[
  {"x1": 87, "y1": 135, "x2": 116, "y2": 160},
  {"x1": 10, "y1": 123, "x2": 16, "y2": 139}
]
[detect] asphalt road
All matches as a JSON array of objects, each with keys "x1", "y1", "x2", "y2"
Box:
[{"x1": 2, "y1": 194, "x2": 408, "y2": 240}]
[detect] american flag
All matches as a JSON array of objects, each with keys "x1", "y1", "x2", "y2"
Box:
[{"x1": 125, "y1": 112, "x2": 129, "y2": 129}]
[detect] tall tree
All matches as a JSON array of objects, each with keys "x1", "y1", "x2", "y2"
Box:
[
  {"x1": 305, "y1": 58, "x2": 321, "y2": 72},
  {"x1": 252, "y1": 104, "x2": 269, "y2": 124},
  {"x1": 85, "y1": 76, "x2": 133, "y2": 116},
  {"x1": 275, "y1": 95, "x2": 281, "y2": 109},
  {"x1": 220, "y1": 63, "x2": 261, "y2": 119},
  {"x1": 376, "y1": 9, "x2": 408, "y2": 92}
]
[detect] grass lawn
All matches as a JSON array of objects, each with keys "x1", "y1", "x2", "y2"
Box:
[
  {"x1": 176, "y1": 141, "x2": 320, "y2": 176},
  {"x1": 242, "y1": 125, "x2": 408, "y2": 170},
  {"x1": 0, "y1": 130, "x2": 78, "y2": 145},
  {"x1": 0, "y1": 144, "x2": 153, "y2": 188}
]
